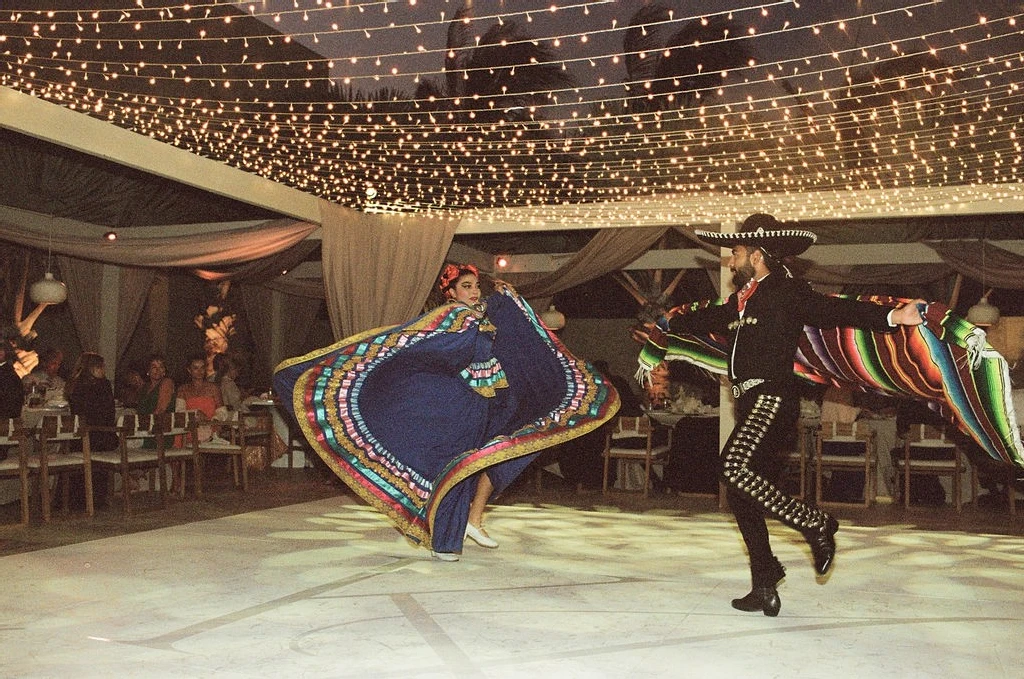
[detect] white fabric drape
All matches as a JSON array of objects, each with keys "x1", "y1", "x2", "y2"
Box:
[
  {"x1": 116, "y1": 266, "x2": 156, "y2": 363},
  {"x1": 1, "y1": 214, "x2": 317, "y2": 267},
  {"x1": 511, "y1": 226, "x2": 672, "y2": 299},
  {"x1": 319, "y1": 201, "x2": 458, "y2": 338},
  {"x1": 55, "y1": 257, "x2": 154, "y2": 365},
  {"x1": 56, "y1": 255, "x2": 103, "y2": 352}
]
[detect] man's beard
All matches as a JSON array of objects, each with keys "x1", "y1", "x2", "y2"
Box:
[{"x1": 731, "y1": 264, "x2": 755, "y2": 289}]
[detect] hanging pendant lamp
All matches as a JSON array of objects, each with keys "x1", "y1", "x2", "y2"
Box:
[
  {"x1": 29, "y1": 223, "x2": 68, "y2": 305},
  {"x1": 965, "y1": 237, "x2": 999, "y2": 328},
  {"x1": 966, "y1": 290, "x2": 1000, "y2": 327},
  {"x1": 540, "y1": 304, "x2": 566, "y2": 331},
  {"x1": 30, "y1": 272, "x2": 68, "y2": 305}
]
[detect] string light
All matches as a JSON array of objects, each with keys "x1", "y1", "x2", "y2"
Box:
[{"x1": 0, "y1": 1, "x2": 1020, "y2": 219}]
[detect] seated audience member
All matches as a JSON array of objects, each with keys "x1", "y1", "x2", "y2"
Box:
[
  {"x1": 213, "y1": 353, "x2": 245, "y2": 413},
  {"x1": 137, "y1": 354, "x2": 176, "y2": 417},
  {"x1": 116, "y1": 365, "x2": 145, "y2": 409},
  {"x1": 172, "y1": 354, "x2": 224, "y2": 493},
  {"x1": 177, "y1": 354, "x2": 224, "y2": 422},
  {"x1": 1, "y1": 333, "x2": 26, "y2": 421},
  {"x1": 66, "y1": 352, "x2": 119, "y2": 452},
  {"x1": 23, "y1": 346, "x2": 65, "y2": 403},
  {"x1": 65, "y1": 352, "x2": 118, "y2": 508}
]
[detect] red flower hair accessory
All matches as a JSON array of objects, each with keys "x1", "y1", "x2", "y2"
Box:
[{"x1": 439, "y1": 263, "x2": 479, "y2": 294}]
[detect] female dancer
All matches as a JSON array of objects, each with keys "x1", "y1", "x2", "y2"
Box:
[{"x1": 275, "y1": 263, "x2": 618, "y2": 561}]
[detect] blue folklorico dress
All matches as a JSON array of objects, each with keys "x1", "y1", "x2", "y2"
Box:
[{"x1": 274, "y1": 286, "x2": 619, "y2": 553}]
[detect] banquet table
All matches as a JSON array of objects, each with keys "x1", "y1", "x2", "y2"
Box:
[
  {"x1": 646, "y1": 408, "x2": 721, "y2": 496},
  {"x1": 244, "y1": 397, "x2": 305, "y2": 468},
  {"x1": 20, "y1": 405, "x2": 69, "y2": 429}
]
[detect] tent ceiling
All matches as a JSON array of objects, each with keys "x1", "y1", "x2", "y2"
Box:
[{"x1": 1, "y1": 1, "x2": 1022, "y2": 272}]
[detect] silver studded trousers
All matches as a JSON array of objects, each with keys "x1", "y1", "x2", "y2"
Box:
[{"x1": 723, "y1": 391, "x2": 831, "y2": 581}]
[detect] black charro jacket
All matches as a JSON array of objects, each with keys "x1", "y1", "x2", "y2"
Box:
[{"x1": 667, "y1": 273, "x2": 896, "y2": 387}]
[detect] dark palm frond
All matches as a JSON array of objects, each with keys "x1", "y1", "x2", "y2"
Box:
[
  {"x1": 329, "y1": 82, "x2": 407, "y2": 105},
  {"x1": 414, "y1": 78, "x2": 446, "y2": 110},
  {"x1": 623, "y1": 2, "x2": 673, "y2": 83},
  {"x1": 445, "y1": 4, "x2": 475, "y2": 98},
  {"x1": 652, "y1": 15, "x2": 753, "y2": 108},
  {"x1": 460, "y1": 22, "x2": 574, "y2": 112}
]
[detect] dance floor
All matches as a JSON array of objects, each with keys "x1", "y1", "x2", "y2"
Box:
[{"x1": 2, "y1": 496, "x2": 1022, "y2": 678}]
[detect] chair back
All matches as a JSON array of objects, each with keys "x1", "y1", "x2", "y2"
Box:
[
  {"x1": 0, "y1": 417, "x2": 21, "y2": 445},
  {"x1": 40, "y1": 414, "x2": 82, "y2": 442},
  {"x1": 161, "y1": 410, "x2": 195, "y2": 436},
  {"x1": 610, "y1": 416, "x2": 653, "y2": 439},
  {"x1": 119, "y1": 412, "x2": 159, "y2": 438},
  {"x1": 906, "y1": 423, "x2": 950, "y2": 443},
  {"x1": 819, "y1": 420, "x2": 873, "y2": 456},
  {"x1": 905, "y1": 423, "x2": 956, "y2": 461}
]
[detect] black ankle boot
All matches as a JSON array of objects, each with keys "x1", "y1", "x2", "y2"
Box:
[
  {"x1": 731, "y1": 587, "x2": 781, "y2": 617},
  {"x1": 805, "y1": 516, "x2": 839, "y2": 575}
]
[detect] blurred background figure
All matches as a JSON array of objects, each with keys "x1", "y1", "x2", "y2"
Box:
[
  {"x1": 213, "y1": 353, "x2": 245, "y2": 413},
  {"x1": 0, "y1": 331, "x2": 25, "y2": 421},
  {"x1": 23, "y1": 346, "x2": 65, "y2": 405},
  {"x1": 116, "y1": 365, "x2": 145, "y2": 409}
]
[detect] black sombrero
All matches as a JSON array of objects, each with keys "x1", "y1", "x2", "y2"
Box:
[{"x1": 694, "y1": 213, "x2": 817, "y2": 259}]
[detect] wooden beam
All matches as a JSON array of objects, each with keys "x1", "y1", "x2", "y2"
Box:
[{"x1": 0, "y1": 86, "x2": 321, "y2": 224}]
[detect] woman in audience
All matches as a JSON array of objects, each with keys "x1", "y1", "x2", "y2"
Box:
[
  {"x1": 174, "y1": 354, "x2": 224, "y2": 492},
  {"x1": 66, "y1": 352, "x2": 118, "y2": 452},
  {"x1": 177, "y1": 354, "x2": 223, "y2": 422},
  {"x1": 212, "y1": 354, "x2": 244, "y2": 413},
  {"x1": 66, "y1": 352, "x2": 118, "y2": 507},
  {"x1": 115, "y1": 365, "x2": 144, "y2": 410},
  {"x1": 137, "y1": 354, "x2": 176, "y2": 418}
]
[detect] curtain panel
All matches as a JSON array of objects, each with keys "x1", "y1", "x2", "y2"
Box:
[
  {"x1": 319, "y1": 201, "x2": 458, "y2": 339},
  {"x1": 0, "y1": 213, "x2": 318, "y2": 267},
  {"x1": 928, "y1": 240, "x2": 1024, "y2": 289}
]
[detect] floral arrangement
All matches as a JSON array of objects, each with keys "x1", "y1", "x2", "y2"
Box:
[{"x1": 194, "y1": 282, "x2": 237, "y2": 373}]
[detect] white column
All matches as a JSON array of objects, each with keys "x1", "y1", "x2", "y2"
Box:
[
  {"x1": 98, "y1": 264, "x2": 120, "y2": 376},
  {"x1": 270, "y1": 289, "x2": 284, "y2": 372}
]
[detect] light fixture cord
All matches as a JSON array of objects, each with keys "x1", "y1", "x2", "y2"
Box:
[{"x1": 46, "y1": 218, "x2": 54, "y2": 274}]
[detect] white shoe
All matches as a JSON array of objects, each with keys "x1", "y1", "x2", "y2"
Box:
[
  {"x1": 465, "y1": 523, "x2": 499, "y2": 549},
  {"x1": 431, "y1": 550, "x2": 459, "y2": 562}
]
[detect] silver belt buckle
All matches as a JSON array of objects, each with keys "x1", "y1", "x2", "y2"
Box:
[{"x1": 732, "y1": 378, "x2": 764, "y2": 399}]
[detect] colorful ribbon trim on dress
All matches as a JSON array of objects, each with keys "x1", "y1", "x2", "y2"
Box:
[{"x1": 275, "y1": 286, "x2": 620, "y2": 546}]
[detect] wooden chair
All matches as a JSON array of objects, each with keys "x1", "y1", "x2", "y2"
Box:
[
  {"x1": 89, "y1": 413, "x2": 168, "y2": 514},
  {"x1": 284, "y1": 415, "x2": 307, "y2": 469},
  {"x1": 194, "y1": 412, "x2": 273, "y2": 494},
  {"x1": 897, "y1": 423, "x2": 977, "y2": 512},
  {"x1": 158, "y1": 410, "x2": 199, "y2": 498},
  {"x1": 602, "y1": 415, "x2": 672, "y2": 498},
  {"x1": 27, "y1": 414, "x2": 94, "y2": 522},
  {"x1": 1003, "y1": 464, "x2": 1019, "y2": 517},
  {"x1": 814, "y1": 420, "x2": 876, "y2": 507},
  {"x1": 0, "y1": 418, "x2": 31, "y2": 525}
]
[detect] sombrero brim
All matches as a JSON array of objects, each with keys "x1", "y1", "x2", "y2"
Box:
[{"x1": 694, "y1": 228, "x2": 817, "y2": 258}]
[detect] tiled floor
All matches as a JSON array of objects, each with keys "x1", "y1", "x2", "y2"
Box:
[{"x1": 2, "y1": 487, "x2": 1022, "y2": 678}]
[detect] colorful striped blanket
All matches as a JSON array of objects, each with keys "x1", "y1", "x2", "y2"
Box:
[{"x1": 638, "y1": 296, "x2": 1023, "y2": 468}]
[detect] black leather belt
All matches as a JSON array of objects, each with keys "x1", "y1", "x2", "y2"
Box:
[{"x1": 731, "y1": 378, "x2": 766, "y2": 399}]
